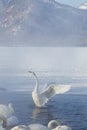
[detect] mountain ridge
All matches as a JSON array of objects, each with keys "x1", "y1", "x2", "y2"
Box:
[{"x1": 0, "y1": 0, "x2": 87, "y2": 46}]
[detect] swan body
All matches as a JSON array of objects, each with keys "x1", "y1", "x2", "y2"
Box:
[
  {"x1": 0, "y1": 103, "x2": 18, "y2": 128},
  {"x1": 28, "y1": 124, "x2": 49, "y2": 130},
  {"x1": 53, "y1": 125, "x2": 71, "y2": 130},
  {"x1": 28, "y1": 71, "x2": 71, "y2": 107}
]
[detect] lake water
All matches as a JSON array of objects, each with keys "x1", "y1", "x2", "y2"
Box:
[{"x1": 0, "y1": 75, "x2": 87, "y2": 130}]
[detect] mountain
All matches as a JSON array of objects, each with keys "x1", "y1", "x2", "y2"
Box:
[
  {"x1": 79, "y1": 2, "x2": 87, "y2": 10},
  {"x1": 0, "y1": 0, "x2": 87, "y2": 46},
  {"x1": 0, "y1": 0, "x2": 4, "y2": 11}
]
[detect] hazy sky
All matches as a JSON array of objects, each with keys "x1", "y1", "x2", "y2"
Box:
[
  {"x1": 56, "y1": 0, "x2": 86, "y2": 7},
  {"x1": 0, "y1": 47, "x2": 87, "y2": 76}
]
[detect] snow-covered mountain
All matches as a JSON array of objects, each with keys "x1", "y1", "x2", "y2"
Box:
[
  {"x1": 0, "y1": 0, "x2": 87, "y2": 46},
  {"x1": 79, "y1": 2, "x2": 87, "y2": 10}
]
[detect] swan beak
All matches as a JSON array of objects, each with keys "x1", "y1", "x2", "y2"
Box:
[{"x1": 28, "y1": 71, "x2": 32, "y2": 73}]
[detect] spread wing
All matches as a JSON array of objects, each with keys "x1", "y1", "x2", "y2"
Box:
[{"x1": 40, "y1": 84, "x2": 71, "y2": 105}]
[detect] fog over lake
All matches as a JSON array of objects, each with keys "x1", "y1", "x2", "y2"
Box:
[{"x1": 0, "y1": 47, "x2": 87, "y2": 76}]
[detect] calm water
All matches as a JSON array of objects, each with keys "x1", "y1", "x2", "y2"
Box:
[{"x1": 0, "y1": 75, "x2": 87, "y2": 130}]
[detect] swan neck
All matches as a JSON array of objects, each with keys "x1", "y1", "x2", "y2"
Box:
[
  {"x1": 33, "y1": 72, "x2": 39, "y2": 92},
  {"x1": 0, "y1": 117, "x2": 7, "y2": 128},
  {"x1": 48, "y1": 120, "x2": 59, "y2": 130}
]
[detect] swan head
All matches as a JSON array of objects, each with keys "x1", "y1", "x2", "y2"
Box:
[
  {"x1": 48, "y1": 120, "x2": 60, "y2": 130},
  {"x1": 28, "y1": 71, "x2": 36, "y2": 77}
]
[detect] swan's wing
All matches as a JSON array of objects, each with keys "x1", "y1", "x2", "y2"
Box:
[
  {"x1": 41, "y1": 84, "x2": 71, "y2": 99},
  {"x1": 41, "y1": 83, "x2": 48, "y2": 92}
]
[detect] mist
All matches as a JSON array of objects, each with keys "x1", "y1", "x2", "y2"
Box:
[{"x1": 0, "y1": 47, "x2": 87, "y2": 76}]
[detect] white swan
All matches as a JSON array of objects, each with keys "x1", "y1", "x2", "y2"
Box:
[
  {"x1": 11, "y1": 120, "x2": 71, "y2": 130},
  {"x1": 0, "y1": 103, "x2": 18, "y2": 128},
  {"x1": 48, "y1": 120, "x2": 71, "y2": 130},
  {"x1": 28, "y1": 71, "x2": 71, "y2": 107}
]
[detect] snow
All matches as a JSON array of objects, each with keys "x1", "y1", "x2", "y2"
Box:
[{"x1": 79, "y1": 2, "x2": 87, "y2": 10}]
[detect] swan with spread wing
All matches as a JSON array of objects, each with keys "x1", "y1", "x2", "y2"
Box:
[{"x1": 28, "y1": 71, "x2": 71, "y2": 108}]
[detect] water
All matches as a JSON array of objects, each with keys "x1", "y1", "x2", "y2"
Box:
[{"x1": 0, "y1": 75, "x2": 87, "y2": 130}]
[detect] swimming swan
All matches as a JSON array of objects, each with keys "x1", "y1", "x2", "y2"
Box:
[
  {"x1": 11, "y1": 120, "x2": 71, "y2": 130},
  {"x1": 0, "y1": 103, "x2": 18, "y2": 127},
  {"x1": 28, "y1": 71, "x2": 71, "y2": 107},
  {"x1": 48, "y1": 120, "x2": 71, "y2": 130}
]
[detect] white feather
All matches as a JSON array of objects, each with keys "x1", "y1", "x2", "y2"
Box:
[
  {"x1": 29, "y1": 124, "x2": 49, "y2": 130},
  {"x1": 11, "y1": 125, "x2": 30, "y2": 130},
  {"x1": 53, "y1": 125, "x2": 72, "y2": 130}
]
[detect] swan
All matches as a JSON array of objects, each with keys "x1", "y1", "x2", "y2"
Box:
[
  {"x1": 28, "y1": 71, "x2": 71, "y2": 108},
  {"x1": 11, "y1": 120, "x2": 71, "y2": 130},
  {"x1": 48, "y1": 120, "x2": 72, "y2": 130},
  {"x1": 0, "y1": 103, "x2": 18, "y2": 127}
]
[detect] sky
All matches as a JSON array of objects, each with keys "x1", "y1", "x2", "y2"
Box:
[
  {"x1": 56, "y1": 0, "x2": 86, "y2": 7},
  {"x1": 0, "y1": 47, "x2": 87, "y2": 76},
  {"x1": 2, "y1": 0, "x2": 87, "y2": 7}
]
